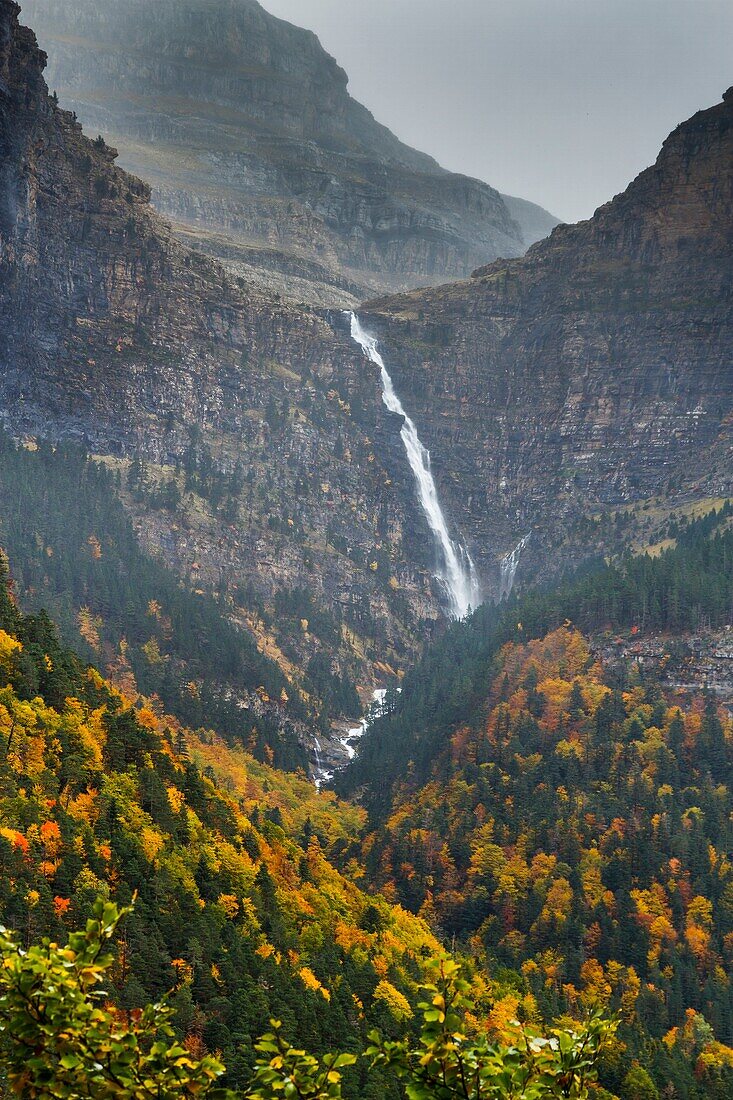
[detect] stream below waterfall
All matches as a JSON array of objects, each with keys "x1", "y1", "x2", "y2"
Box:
[{"x1": 314, "y1": 688, "x2": 388, "y2": 788}]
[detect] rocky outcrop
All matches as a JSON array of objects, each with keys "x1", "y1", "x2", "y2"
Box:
[
  {"x1": 596, "y1": 628, "x2": 733, "y2": 708},
  {"x1": 362, "y1": 91, "x2": 733, "y2": 594},
  {"x1": 19, "y1": 0, "x2": 549, "y2": 305},
  {"x1": 0, "y1": 0, "x2": 451, "y2": 717}
]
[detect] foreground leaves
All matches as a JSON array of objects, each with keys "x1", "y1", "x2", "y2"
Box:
[
  {"x1": 246, "y1": 1022, "x2": 356, "y2": 1098},
  {"x1": 0, "y1": 900, "x2": 613, "y2": 1099},
  {"x1": 366, "y1": 958, "x2": 616, "y2": 1100},
  {"x1": 0, "y1": 898, "x2": 231, "y2": 1098}
]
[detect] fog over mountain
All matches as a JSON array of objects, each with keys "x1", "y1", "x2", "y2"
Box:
[
  {"x1": 24, "y1": 0, "x2": 558, "y2": 306},
  {"x1": 266, "y1": 0, "x2": 733, "y2": 222}
]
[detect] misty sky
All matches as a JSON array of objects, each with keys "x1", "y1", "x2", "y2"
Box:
[{"x1": 264, "y1": 0, "x2": 732, "y2": 223}]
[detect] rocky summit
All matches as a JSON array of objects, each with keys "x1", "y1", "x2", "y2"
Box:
[
  {"x1": 361, "y1": 89, "x2": 733, "y2": 594},
  {"x1": 21, "y1": 0, "x2": 557, "y2": 307}
]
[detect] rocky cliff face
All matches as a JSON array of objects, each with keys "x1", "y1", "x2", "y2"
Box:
[
  {"x1": 0, "y1": 0, "x2": 454, "y2": 744},
  {"x1": 597, "y1": 627, "x2": 733, "y2": 709},
  {"x1": 20, "y1": 0, "x2": 552, "y2": 306},
  {"x1": 362, "y1": 90, "x2": 733, "y2": 594},
  {"x1": 3, "y1": 0, "x2": 731, "y2": 757}
]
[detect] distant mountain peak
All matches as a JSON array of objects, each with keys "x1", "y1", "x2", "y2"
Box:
[{"x1": 20, "y1": 0, "x2": 555, "y2": 304}]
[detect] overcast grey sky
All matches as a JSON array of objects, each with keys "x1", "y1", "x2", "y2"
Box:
[{"x1": 264, "y1": 0, "x2": 732, "y2": 223}]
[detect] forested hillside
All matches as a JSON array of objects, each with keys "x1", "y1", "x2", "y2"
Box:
[
  {"x1": 0, "y1": 548, "x2": 628, "y2": 1097},
  {"x1": 336, "y1": 510, "x2": 733, "y2": 1098},
  {"x1": 0, "y1": 550, "x2": 445, "y2": 1094},
  {"x1": 0, "y1": 433, "x2": 349, "y2": 770},
  {"x1": 338, "y1": 507, "x2": 733, "y2": 802}
]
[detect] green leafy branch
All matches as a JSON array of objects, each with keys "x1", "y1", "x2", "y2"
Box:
[
  {"x1": 0, "y1": 898, "x2": 231, "y2": 1098},
  {"x1": 0, "y1": 902, "x2": 614, "y2": 1100},
  {"x1": 365, "y1": 958, "x2": 616, "y2": 1100}
]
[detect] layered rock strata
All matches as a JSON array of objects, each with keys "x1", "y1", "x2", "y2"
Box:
[
  {"x1": 0, "y1": 0, "x2": 447, "y2": 710},
  {"x1": 361, "y1": 90, "x2": 733, "y2": 592},
  {"x1": 21, "y1": 0, "x2": 556, "y2": 305}
]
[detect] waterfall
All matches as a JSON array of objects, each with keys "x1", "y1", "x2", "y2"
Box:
[
  {"x1": 313, "y1": 737, "x2": 326, "y2": 790},
  {"x1": 349, "y1": 313, "x2": 481, "y2": 619},
  {"x1": 340, "y1": 688, "x2": 388, "y2": 761},
  {"x1": 499, "y1": 533, "x2": 531, "y2": 599}
]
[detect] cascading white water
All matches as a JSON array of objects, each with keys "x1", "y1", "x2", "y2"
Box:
[
  {"x1": 313, "y1": 737, "x2": 325, "y2": 789},
  {"x1": 313, "y1": 688, "x2": 389, "y2": 788},
  {"x1": 349, "y1": 313, "x2": 481, "y2": 619},
  {"x1": 499, "y1": 533, "x2": 531, "y2": 599},
  {"x1": 340, "y1": 687, "x2": 387, "y2": 762}
]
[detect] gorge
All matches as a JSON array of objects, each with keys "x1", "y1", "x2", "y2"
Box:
[{"x1": 1, "y1": 1, "x2": 733, "y2": 1096}]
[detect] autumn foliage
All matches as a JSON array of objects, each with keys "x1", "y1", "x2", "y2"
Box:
[
  {"x1": 357, "y1": 627, "x2": 733, "y2": 1097},
  {"x1": 0, "y1": 554, "x2": 441, "y2": 1095}
]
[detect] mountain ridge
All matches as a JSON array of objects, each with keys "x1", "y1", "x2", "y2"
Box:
[
  {"x1": 21, "y1": 0, "x2": 558, "y2": 305},
  {"x1": 360, "y1": 86, "x2": 733, "y2": 596}
]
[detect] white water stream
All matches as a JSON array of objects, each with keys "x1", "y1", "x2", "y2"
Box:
[
  {"x1": 314, "y1": 688, "x2": 388, "y2": 789},
  {"x1": 349, "y1": 313, "x2": 481, "y2": 619},
  {"x1": 340, "y1": 688, "x2": 387, "y2": 762},
  {"x1": 499, "y1": 533, "x2": 531, "y2": 599}
]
